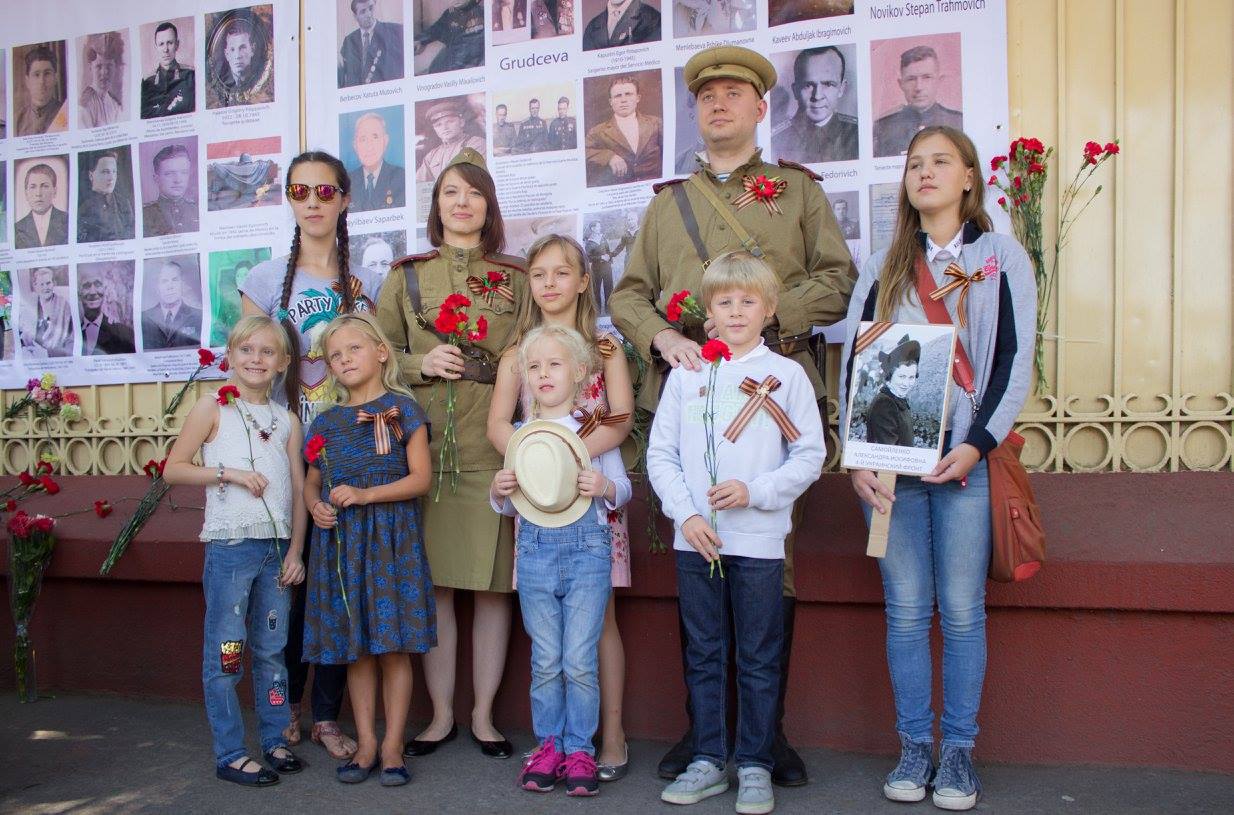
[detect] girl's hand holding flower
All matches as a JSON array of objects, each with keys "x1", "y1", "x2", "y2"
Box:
[
  {"x1": 707, "y1": 479, "x2": 749, "y2": 510},
  {"x1": 227, "y1": 468, "x2": 269, "y2": 498},
  {"x1": 279, "y1": 553, "x2": 306, "y2": 587},
  {"x1": 310, "y1": 500, "x2": 337, "y2": 529},
  {"x1": 421, "y1": 343, "x2": 466, "y2": 379},
  {"x1": 329, "y1": 484, "x2": 369, "y2": 508}
]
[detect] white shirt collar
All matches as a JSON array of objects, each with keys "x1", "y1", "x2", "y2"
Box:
[
  {"x1": 726, "y1": 338, "x2": 768, "y2": 364},
  {"x1": 925, "y1": 229, "x2": 965, "y2": 263}
]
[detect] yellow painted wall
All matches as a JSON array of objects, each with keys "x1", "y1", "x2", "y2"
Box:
[{"x1": 4, "y1": 0, "x2": 1231, "y2": 474}]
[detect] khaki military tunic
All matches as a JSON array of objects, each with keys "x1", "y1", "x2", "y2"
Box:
[
  {"x1": 608, "y1": 148, "x2": 857, "y2": 596},
  {"x1": 378, "y1": 244, "x2": 528, "y2": 592}
]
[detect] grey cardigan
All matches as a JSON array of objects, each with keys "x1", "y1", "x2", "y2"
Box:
[{"x1": 839, "y1": 222, "x2": 1037, "y2": 457}]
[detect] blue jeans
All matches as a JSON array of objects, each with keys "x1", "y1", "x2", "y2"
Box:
[
  {"x1": 869, "y1": 460, "x2": 991, "y2": 747},
  {"x1": 516, "y1": 510, "x2": 612, "y2": 756},
  {"x1": 676, "y1": 550, "x2": 783, "y2": 771},
  {"x1": 202, "y1": 537, "x2": 292, "y2": 767}
]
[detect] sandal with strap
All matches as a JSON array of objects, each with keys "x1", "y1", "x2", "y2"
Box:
[
  {"x1": 312, "y1": 721, "x2": 358, "y2": 760},
  {"x1": 283, "y1": 702, "x2": 302, "y2": 746},
  {"x1": 217, "y1": 757, "x2": 280, "y2": 787}
]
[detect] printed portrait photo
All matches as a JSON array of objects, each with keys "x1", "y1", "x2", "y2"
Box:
[
  {"x1": 77, "y1": 146, "x2": 136, "y2": 244},
  {"x1": 77, "y1": 260, "x2": 137, "y2": 355},
  {"x1": 768, "y1": 0, "x2": 852, "y2": 28},
  {"x1": 871, "y1": 33, "x2": 963, "y2": 158},
  {"x1": 842, "y1": 322, "x2": 957, "y2": 476},
  {"x1": 582, "y1": 206, "x2": 641, "y2": 321},
  {"x1": 869, "y1": 181, "x2": 899, "y2": 254},
  {"x1": 532, "y1": 0, "x2": 575, "y2": 39},
  {"x1": 139, "y1": 17, "x2": 197, "y2": 119},
  {"x1": 413, "y1": 93, "x2": 485, "y2": 218},
  {"x1": 141, "y1": 254, "x2": 203, "y2": 351},
  {"x1": 413, "y1": 0, "x2": 485, "y2": 76},
  {"x1": 492, "y1": 83, "x2": 578, "y2": 157},
  {"x1": 348, "y1": 230, "x2": 406, "y2": 291},
  {"x1": 11, "y1": 42, "x2": 69, "y2": 137},
  {"x1": 208, "y1": 248, "x2": 271, "y2": 346},
  {"x1": 829, "y1": 189, "x2": 859, "y2": 239},
  {"x1": 13, "y1": 156, "x2": 70, "y2": 250},
  {"x1": 339, "y1": 106, "x2": 406, "y2": 212},
  {"x1": 505, "y1": 213, "x2": 578, "y2": 261},
  {"x1": 492, "y1": 0, "x2": 529, "y2": 46},
  {"x1": 581, "y1": 0, "x2": 661, "y2": 51},
  {"x1": 672, "y1": 0, "x2": 754, "y2": 39},
  {"x1": 770, "y1": 44, "x2": 859, "y2": 166},
  {"x1": 140, "y1": 136, "x2": 201, "y2": 237},
  {"x1": 0, "y1": 270, "x2": 13, "y2": 361},
  {"x1": 206, "y1": 136, "x2": 283, "y2": 211},
  {"x1": 671, "y1": 67, "x2": 705, "y2": 174},
  {"x1": 583, "y1": 70, "x2": 663, "y2": 188},
  {"x1": 77, "y1": 30, "x2": 130, "y2": 129},
  {"x1": 338, "y1": 0, "x2": 405, "y2": 87},
  {"x1": 17, "y1": 265, "x2": 75, "y2": 358},
  {"x1": 205, "y1": 5, "x2": 276, "y2": 109}
]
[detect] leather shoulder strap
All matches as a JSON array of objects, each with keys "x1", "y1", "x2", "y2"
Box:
[
  {"x1": 402, "y1": 260, "x2": 424, "y2": 316},
  {"x1": 670, "y1": 182, "x2": 710, "y2": 268},
  {"x1": 913, "y1": 253, "x2": 975, "y2": 394},
  {"x1": 686, "y1": 173, "x2": 764, "y2": 258}
]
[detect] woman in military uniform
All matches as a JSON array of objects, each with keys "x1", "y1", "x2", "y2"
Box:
[
  {"x1": 414, "y1": 0, "x2": 485, "y2": 74},
  {"x1": 377, "y1": 148, "x2": 526, "y2": 760}
]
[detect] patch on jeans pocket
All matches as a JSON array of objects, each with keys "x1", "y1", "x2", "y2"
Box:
[
  {"x1": 268, "y1": 679, "x2": 287, "y2": 706},
  {"x1": 220, "y1": 640, "x2": 244, "y2": 674},
  {"x1": 267, "y1": 610, "x2": 278, "y2": 631}
]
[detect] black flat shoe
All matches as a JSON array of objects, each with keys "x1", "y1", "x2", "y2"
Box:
[
  {"x1": 217, "y1": 758, "x2": 280, "y2": 787},
  {"x1": 770, "y1": 732, "x2": 809, "y2": 787},
  {"x1": 470, "y1": 731, "x2": 513, "y2": 759},
  {"x1": 264, "y1": 748, "x2": 305, "y2": 774},
  {"x1": 658, "y1": 731, "x2": 693, "y2": 780},
  {"x1": 403, "y1": 722, "x2": 458, "y2": 757}
]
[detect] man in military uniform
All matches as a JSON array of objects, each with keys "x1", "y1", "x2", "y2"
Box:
[
  {"x1": 414, "y1": 0, "x2": 485, "y2": 75},
  {"x1": 415, "y1": 101, "x2": 486, "y2": 184},
  {"x1": 772, "y1": 46, "x2": 858, "y2": 165},
  {"x1": 609, "y1": 44, "x2": 856, "y2": 789},
  {"x1": 78, "y1": 150, "x2": 134, "y2": 244},
  {"x1": 512, "y1": 98, "x2": 548, "y2": 154},
  {"x1": 338, "y1": 0, "x2": 405, "y2": 87},
  {"x1": 141, "y1": 22, "x2": 196, "y2": 119},
  {"x1": 14, "y1": 45, "x2": 68, "y2": 137},
  {"x1": 873, "y1": 44, "x2": 963, "y2": 158},
  {"x1": 492, "y1": 104, "x2": 517, "y2": 156},
  {"x1": 143, "y1": 143, "x2": 200, "y2": 237},
  {"x1": 546, "y1": 96, "x2": 577, "y2": 151},
  {"x1": 832, "y1": 197, "x2": 859, "y2": 239},
  {"x1": 347, "y1": 112, "x2": 407, "y2": 211}
]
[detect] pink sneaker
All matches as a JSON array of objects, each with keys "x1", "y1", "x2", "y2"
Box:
[
  {"x1": 519, "y1": 738, "x2": 565, "y2": 792},
  {"x1": 564, "y1": 751, "x2": 600, "y2": 797}
]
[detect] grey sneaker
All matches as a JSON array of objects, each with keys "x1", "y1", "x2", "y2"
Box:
[
  {"x1": 661, "y1": 759, "x2": 729, "y2": 805},
  {"x1": 883, "y1": 732, "x2": 934, "y2": 802},
  {"x1": 932, "y1": 743, "x2": 980, "y2": 811},
  {"x1": 735, "y1": 766, "x2": 775, "y2": 814}
]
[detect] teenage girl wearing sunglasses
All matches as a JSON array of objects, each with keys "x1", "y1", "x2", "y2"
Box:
[{"x1": 240, "y1": 150, "x2": 385, "y2": 762}]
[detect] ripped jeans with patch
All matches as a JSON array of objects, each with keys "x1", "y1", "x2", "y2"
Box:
[{"x1": 203, "y1": 537, "x2": 292, "y2": 767}]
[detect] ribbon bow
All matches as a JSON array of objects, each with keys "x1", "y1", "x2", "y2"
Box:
[
  {"x1": 466, "y1": 273, "x2": 515, "y2": 305},
  {"x1": 596, "y1": 335, "x2": 619, "y2": 359},
  {"x1": 928, "y1": 262, "x2": 986, "y2": 328},
  {"x1": 733, "y1": 174, "x2": 788, "y2": 215},
  {"x1": 357, "y1": 407, "x2": 404, "y2": 455},
  {"x1": 331, "y1": 276, "x2": 366, "y2": 305},
  {"x1": 572, "y1": 406, "x2": 631, "y2": 439},
  {"x1": 722, "y1": 376, "x2": 801, "y2": 443}
]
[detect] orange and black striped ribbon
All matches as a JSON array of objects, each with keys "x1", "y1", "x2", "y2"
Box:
[
  {"x1": 573, "y1": 406, "x2": 631, "y2": 439},
  {"x1": 331, "y1": 276, "x2": 366, "y2": 305},
  {"x1": 722, "y1": 376, "x2": 801, "y2": 444},
  {"x1": 853, "y1": 321, "x2": 894, "y2": 356},
  {"x1": 928, "y1": 262, "x2": 985, "y2": 328},
  {"x1": 596, "y1": 335, "x2": 619, "y2": 359},
  {"x1": 357, "y1": 407, "x2": 404, "y2": 455},
  {"x1": 466, "y1": 275, "x2": 515, "y2": 305}
]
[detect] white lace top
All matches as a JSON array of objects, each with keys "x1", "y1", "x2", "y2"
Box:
[{"x1": 200, "y1": 399, "x2": 294, "y2": 542}]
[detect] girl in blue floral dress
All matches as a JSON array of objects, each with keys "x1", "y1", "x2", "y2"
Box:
[{"x1": 302, "y1": 313, "x2": 435, "y2": 787}]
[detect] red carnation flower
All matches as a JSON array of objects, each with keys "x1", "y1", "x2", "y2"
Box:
[
  {"x1": 7, "y1": 511, "x2": 32, "y2": 537},
  {"x1": 987, "y1": 175, "x2": 997, "y2": 186},
  {"x1": 219, "y1": 357, "x2": 230, "y2": 372},
  {"x1": 991, "y1": 155, "x2": 1007, "y2": 171},
  {"x1": 63, "y1": 391, "x2": 81, "y2": 406},
  {"x1": 198, "y1": 348, "x2": 216, "y2": 367},
  {"x1": 700, "y1": 338, "x2": 731, "y2": 364},
  {"x1": 1023, "y1": 137, "x2": 1044, "y2": 153},
  {"x1": 1104, "y1": 142, "x2": 1119, "y2": 155},
  {"x1": 18, "y1": 472, "x2": 36, "y2": 487},
  {"x1": 487, "y1": 271, "x2": 504, "y2": 284},
  {"x1": 32, "y1": 515, "x2": 55, "y2": 534},
  {"x1": 1012, "y1": 176, "x2": 1023, "y2": 190},
  {"x1": 35, "y1": 460, "x2": 53, "y2": 475},
  {"x1": 468, "y1": 316, "x2": 488, "y2": 343},
  {"x1": 4, "y1": 499, "x2": 16, "y2": 512},
  {"x1": 94, "y1": 500, "x2": 113, "y2": 518},
  {"x1": 142, "y1": 459, "x2": 166, "y2": 479},
  {"x1": 305, "y1": 434, "x2": 326, "y2": 463},
  {"x1": 667, "y1": 290, "x2": 691, "y2": 323},
  {"x1": 434, "y1": 309, "x2": 463, "y2": 335},
  {"x1": 997, "y1": 196, "x2": 1008, "y2": 208},
  {"x1": 38, "y1": 476, "x2": 60, "y2": 495},
  {"x1": 1029, "y1": 161, "x2": 1045, "y2": 174},
  {"x1": 216, "y1": 385, "x2": 241, "y2": 405},
  {"x1": 442, "y1": 293, "x2": 471, "y2": 311}
]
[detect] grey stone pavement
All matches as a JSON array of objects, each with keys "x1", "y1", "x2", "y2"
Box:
[{"x1": 1, "y1": 694, "x2": 1231, "y2": 815}]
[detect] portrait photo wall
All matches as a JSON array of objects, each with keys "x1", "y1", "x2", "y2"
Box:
[{"x1": 0, "y1": 0, "x2": 301, "y2": 388}]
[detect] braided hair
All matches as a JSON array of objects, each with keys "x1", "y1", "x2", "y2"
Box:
[{"x1": 278, "y1": 150, "x2": 357, "y2": 408}]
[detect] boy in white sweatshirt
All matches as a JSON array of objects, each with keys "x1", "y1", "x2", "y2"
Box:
[{"x1": 648, "y1": 252, "x2": 825, "y2": 814}]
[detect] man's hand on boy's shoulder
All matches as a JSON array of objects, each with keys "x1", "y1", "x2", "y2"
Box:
[
  {"x1": 682, "y1": 514, "x2": 722, "y2": 562},
  {"x1": 708, "y1": 479, "x2": 749, "y2": 511}
]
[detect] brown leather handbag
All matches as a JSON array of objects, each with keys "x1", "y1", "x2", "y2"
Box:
[{"x1": 914, "y1": 255, "x2": 1045, "y2": 582}]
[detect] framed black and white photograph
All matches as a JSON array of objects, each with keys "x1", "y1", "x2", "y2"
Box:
[{"x1": 841, "y1": 321, "x2": 956, "y2": 475}]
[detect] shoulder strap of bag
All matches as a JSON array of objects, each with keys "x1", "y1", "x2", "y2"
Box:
[
  {"x1": 670, "y1": 181, "x2": 711, "y2": 268},
  {"x1": 402, "y1": 261, "x2": 424, "y2": 315},
  {"x1": 913, "y1": 252, "x2": 978, "y2": 413},
  {"x1": 687, "y1": 173, "x2": 765, "y2": 259}
]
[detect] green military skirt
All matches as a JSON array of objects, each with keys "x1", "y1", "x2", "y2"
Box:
[{"x1": 422, "y1": 468, "x2": 515, "y2": 593}]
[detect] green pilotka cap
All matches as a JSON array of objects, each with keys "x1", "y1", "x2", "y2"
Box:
[
  {"x1": 445, "y1": 146, "x2": 486, "y2": 171},
  {"x1": 684, "y1": 46, "x2": 777, "y2": 98}
]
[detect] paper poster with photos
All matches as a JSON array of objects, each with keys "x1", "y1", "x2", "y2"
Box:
[
  {"x1": 841, "y1": 321, "x2": 957, "y2": 476},
  {"x1": 0, "y1": 0, "x2": 300, "y2": 389}
]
